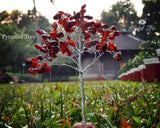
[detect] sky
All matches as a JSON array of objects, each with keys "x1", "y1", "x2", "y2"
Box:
[{"x1": 0, "y1": 0, "x2": 144, "y2": 23}]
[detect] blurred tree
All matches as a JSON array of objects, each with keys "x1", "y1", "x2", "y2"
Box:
[
  {"x1": 0, "y1": 11, "x2": 9, "y2": 22},
  {"x1": 0, "y1": 24, "x2": 18, "y2": 71},
  {"x1": 0, "y1": 9, "x2": 50, "y2": 73},
  {"x1": 0, "y1": 23, "x2": 37, "y2": 72},
  {"x1": 18, "y1": 9, "x2": 51, "y2": 32},
  {"x1": 101, "y1": 10, "x2": 119, "y2": 28},
  {"x1": 10, "y1": 10, "x2": 22, "y2": 24},
  {"x1": 100, "y1": 0, "x2": 139, "y2": 30},
  {"x1": 136, "y1": 0, "x2": 160, "y2": 40},
  {"x1": 18, "y1": 10, "x2": 34, "y2": 28},
  {"x1": 38, "y1": 15, "x2": 51, "y2": 32},
  {"x1": 51, "y1": 0, "x2": 55, "y2": 4}
]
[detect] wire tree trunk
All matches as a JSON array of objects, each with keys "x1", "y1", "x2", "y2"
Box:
[{"x1": 78, "y1": 50, "x2": 86, "y2": 123}]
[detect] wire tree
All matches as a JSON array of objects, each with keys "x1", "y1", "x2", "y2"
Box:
[{"x1": 26, "y1": 4, "x2": 121, "y2": 124}]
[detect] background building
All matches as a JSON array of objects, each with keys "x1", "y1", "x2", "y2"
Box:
[{"x1": 82, "y1": 29, "x2": 145, "y2": 80}]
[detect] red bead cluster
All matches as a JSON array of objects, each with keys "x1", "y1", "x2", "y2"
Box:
[
  {"x1": 26, "y1": 57, "x2": 51, "y2": 76},
  {"x1": 26, "y1": 4, "x2": 121, "y2": 76}
]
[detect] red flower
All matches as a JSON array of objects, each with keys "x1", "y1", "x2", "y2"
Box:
[{"x1": 120, "y1": 63, "x2": 124, "y2": 67}]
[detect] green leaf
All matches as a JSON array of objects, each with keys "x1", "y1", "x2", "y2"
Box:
[
  {"x1": 152, "y1": 0, "x2": 157, "y2": 3},
  {"x1": 35, "y1": 119, "x2": 43, "y2": 128},
  {"x1": 102, "y1": 115, "x2": 116, "y2": 128},
  {"x1": 86, "y1": 113, "x2": 97, "y2": 123},
  {"x1": 132, "y1": 116, "x2": 141, "y2": 124},
  {"x1": 147, "y1": 116, "x2": 152, "y2": 127}
]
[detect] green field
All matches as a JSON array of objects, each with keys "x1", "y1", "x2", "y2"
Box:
[{"x1": 0, "y1": 81, "x2": 160, "y2": 128}]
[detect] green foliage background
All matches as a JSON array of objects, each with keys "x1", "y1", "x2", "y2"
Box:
[
  {"x1": 0, "y1": 81, "x2": 160, "y2": 128},
  {"x1": 0, "y1": 9, "x2": 51, "y2": 73}
]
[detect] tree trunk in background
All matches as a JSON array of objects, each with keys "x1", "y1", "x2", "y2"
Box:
[{"x1": 33, "y1": 0, "x2": 41, "y2": 44}]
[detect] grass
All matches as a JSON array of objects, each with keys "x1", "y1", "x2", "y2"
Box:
[{"x1": 0, "y1": 81, "x2": 160, "y2": 128}]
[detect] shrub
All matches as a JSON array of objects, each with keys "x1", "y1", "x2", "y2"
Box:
[
  {"x1": 6, "y1": 72, "x2": 42, "y2": 83},
  {"x1": 118, "y1": 38, "x2": 160, "y2": 75}
]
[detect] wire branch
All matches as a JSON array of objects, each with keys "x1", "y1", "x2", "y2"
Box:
[
  {"x1": 57, "y1": 53, "x2": 79, "y2": 65},
  {"x1": 83, "y1": 52, "x2": 104, "y2": 73},
  {"x1": 69, "y1": 46, "x2": 79, "y2": 56},
  {"x1": 51, "y1": 62, "x2": 79, "y2": 72},
  {"x1": 47, "y1": 55, "x2": 79, "y2": 72}
]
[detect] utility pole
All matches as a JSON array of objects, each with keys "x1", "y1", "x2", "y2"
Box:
[
  {"x1": 33, "y1": 0, "x2": 41, "y2": 44},
  {"x1": 51, "y1": 0, "x2": 55, "y2": 5}
]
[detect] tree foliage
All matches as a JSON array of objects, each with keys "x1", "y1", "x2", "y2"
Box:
[
  {"x1": 137, "y1": 0, "x2": 160, "y2": 40},
  {"x1": 100, "y1": 0, "x2": 139, "y2": 30},
  {"x1": 0, "y1": 9, "x2": 51, "y2": 73}
]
